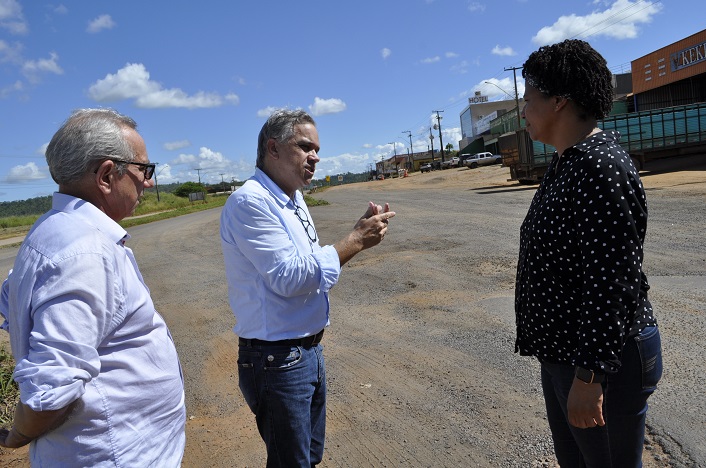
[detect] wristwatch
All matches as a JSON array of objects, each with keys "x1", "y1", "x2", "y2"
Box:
[{"x1": 575, "y1": 366, "x2": 605, "y2": 384}]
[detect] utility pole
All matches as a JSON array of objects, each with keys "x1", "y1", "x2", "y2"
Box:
[
  {"x1": 402, "y1": 130, "x2": 412, "y2": 169},
  {"x1": 388, "y1": 142, "x2": 398, "y2": 171},
  {"x1": 219, "y1": 173, "x2": 225, "y2": 192},
  {"x1": 433, "y1": 111, "x2": 445, "y2": 162},
  {"x1": 429, "y1": 127, "x2": 435, "y2": 164},
  {"x1": 195, "y1": 168, "x2": 203, "y2": 185},
  {"x1": 504, "y1": 66, "x2": 523, "y2": 129},
  {"x1": 154, "y1": 164, "x2": 169, "y2": 202}
]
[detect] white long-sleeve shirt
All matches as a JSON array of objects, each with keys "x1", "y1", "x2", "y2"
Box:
[
  {"x1": 220, "y1": 168, "x2": 341, "y2": 340},
  {"x1": 0, "y1": 192, "x2": 185, "y2": 467}
]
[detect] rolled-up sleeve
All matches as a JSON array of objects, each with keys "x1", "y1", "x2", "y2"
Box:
[
  {"x1": 13, "y1": 251, "x2": 118, "y2": 412},
  {"x1": 312, "y1": 245, "x2": 341, "y2": 293}
]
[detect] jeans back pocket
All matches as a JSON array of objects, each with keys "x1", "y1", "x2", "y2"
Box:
[{"x1": 634, "y1": 325, "x2": 663, "y2": 389}]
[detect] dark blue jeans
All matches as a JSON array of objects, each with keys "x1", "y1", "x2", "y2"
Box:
[
  {"x1": 540, "y1": 326, "x2": 662, "y2": 468},
  {"x1": 238, "y1": 342, "x2": 326, "y2": 468}
]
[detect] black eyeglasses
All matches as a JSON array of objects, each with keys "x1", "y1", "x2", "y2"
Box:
[
  {"x1": 106, "y1": 158, "x2": 156, "y2": 180},
  {"x1": 293, "y1": 203, "x2": 317, "y2": 243}
]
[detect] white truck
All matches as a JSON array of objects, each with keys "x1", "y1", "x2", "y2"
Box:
[
  {"x1": 464, "y1": 152, "x2": 502, "y2": 168},
  {"x1": 440, "y1": 156, "x2": 460, "y2": 169}
]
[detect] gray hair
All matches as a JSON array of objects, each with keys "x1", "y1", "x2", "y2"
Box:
[
  {"x1": 256, "y1": 109, "x2": 316, "y2": 169},
  {"x1": 45, "y1": 108, "x2": 138, "y2": 185}
]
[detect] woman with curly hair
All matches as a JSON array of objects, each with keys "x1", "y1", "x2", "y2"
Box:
[{"x1": 514, "y1": 39, "x2": 662, "y2": 467}]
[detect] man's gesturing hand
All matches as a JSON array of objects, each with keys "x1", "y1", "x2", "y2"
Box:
[
  {"x1": 334, "y1": 201, "x2": 395, "y2": 266},
  {"x1": 355, "y1": 202, "x2": 395, "y2": 248}
]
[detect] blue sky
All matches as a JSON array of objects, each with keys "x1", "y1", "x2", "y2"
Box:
[{"x1": 0, "y1": 0, "x2": 701, "y2": 202}]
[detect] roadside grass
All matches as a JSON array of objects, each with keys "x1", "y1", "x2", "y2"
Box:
[
  {"x1": 0, "y1": 190, "x2": 329, "y2": 417},
  {"x1": 0, "y1": 345, "x2": 18, "y2": 426}
]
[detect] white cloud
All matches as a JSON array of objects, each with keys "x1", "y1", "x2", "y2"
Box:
[
  {"x1": 224, "y1": 92, "x2": 240, "y2": 105},
  {"x1": 381, "y1": 48, "x2": 391, "y2": 59},
  {"x1": 532, "y1": 0, "x2": 663, "y2": 45},
  {"x1": 480, "y1": 77, "x2": 524, "y2": 100},
  {"x1": 87, "y1": 14, "x2": 116, "y2": 34},
  {"x1": 315, "y1": 152, "x2": 376, "y2": 178},
  {"x1": 257, "y1": 106, "x2": 278, "y2": 118},
  {"x1": 135, "y1": 89, "x2": 224, "y2": 109},
  {"x1": 164, "y1": 140, "x2": 191, "y2": 151},
  {"x1": 172, "y1": 153, "x2": 197, "y2": 165},
  {"x1": 0, "y1": 0, "x2": 28, "y2": 35},
  {"x1": 309, "y1": 97, "x2": 346, "y2": 116},
  {"x1": 362, "y1": 143, "x2": 373, "y2": 149},
  {"x1": 166, "y1": 147, "x2": 253, "y2": 184},
  {"x1": 421, "y1": 56, "x2": 441, "y2": 64},
  {"x1": 22, "y1": 52, "x2": 63, "y2": 83},
  {"x1": 491, "y1": 45, "x2": 516, "y2": 56},
  {"x1": 450, "y1": 60, "x2": 470, "y2": 74},
  {"x1": 467, "y1": 2, "x2": 486, "y2": 12},
  {"x1": 54, "y1": 4, "x2": 68, "y2": 15},
  {"x1": 37, "y1": 142, "x2": 48, "y2": 155},
  {"x1": 88, "y1": 63, "x2": 239, "y2": 109},
  {"x1": 0, "y1": 80, "x2": 22, "y2": 98},
  {"x1": 445, "y1": 52, "x2": 459, "y2": 59},
  {"x1": 0, "y1": 39, "x2": 22, "y2": 63},
  {"x1": 6, "y1": 162, "x2": 46, "y2": 183}
]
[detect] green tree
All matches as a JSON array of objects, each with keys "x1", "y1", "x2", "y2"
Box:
[{"x1": 173, "y1": 182, "x2": 207, "y2": 198}]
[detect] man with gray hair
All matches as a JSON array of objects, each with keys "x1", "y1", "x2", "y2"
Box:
[
  {"x1": 0, "y1": 108, "x2": 186, "y2": 466},
  {"x1": 221, "y1": 108, "x2": 395, "y2": 466}
]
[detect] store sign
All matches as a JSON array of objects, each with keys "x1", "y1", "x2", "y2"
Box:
[
  {"x1": 671, "y1": 40, "x2": 706, "y2": 72},
  {"x1": 468, "y1": 95, "x2": 488, "y2": 104},
  {"x1": 475, "y1": 111, "x2": 498, "y2": 135}
]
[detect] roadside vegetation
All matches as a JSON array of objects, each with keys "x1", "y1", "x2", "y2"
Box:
[{"x1": 0, "y1": 345, "x2": 18, "y2": 426}]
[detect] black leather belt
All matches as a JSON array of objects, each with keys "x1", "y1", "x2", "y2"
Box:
[{"x1": 238, "y1": 329, "x2": 325, "y2": 348}]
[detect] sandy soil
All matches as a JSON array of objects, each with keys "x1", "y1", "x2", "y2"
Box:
[{"x1": 1, "y1": 154, "x2": 704, "y2": 467}]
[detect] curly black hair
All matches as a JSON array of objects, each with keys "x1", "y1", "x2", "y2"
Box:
[{"x1": 522, "y1": 39, "x2": 614, "y2": 120}]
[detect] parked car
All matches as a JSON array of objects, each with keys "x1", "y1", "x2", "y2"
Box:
[
  {"x1": 464, "y1": 152, "x2": 502, "y2": 168},
  {"x1": 420, "y1": 162, "x2": 433, "y2": 173},
  {"x1": 458, "y1": 153, "x2": 471, "y2": 165},
  {"x1": 440, "y1": 156, "x2": 460, "y2": 169}
]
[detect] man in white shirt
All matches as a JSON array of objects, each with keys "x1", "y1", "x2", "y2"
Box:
[
  {"x1": 0, "y1": 108, "x2": 186, "y2": 466},
  {"x1": 221, "y1": 109, "x2": 395, "y2": 467}
]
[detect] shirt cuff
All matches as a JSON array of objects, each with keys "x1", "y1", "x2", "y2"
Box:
[
  {"x1": 14, "y1": 361, "x2": 90, "y2": 411},
  {"x1": 313, "y1": 245, "x2": 341, "y2": 292}
]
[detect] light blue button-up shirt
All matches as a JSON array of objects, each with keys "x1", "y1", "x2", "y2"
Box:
[
  {"x1": 0, "y1": 193, "x2": 185, "y2": 467},
  {"x1": 220, "y1": 169, "x2": 342, "y2": 340}
]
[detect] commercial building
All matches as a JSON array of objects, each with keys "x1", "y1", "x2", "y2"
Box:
[
  {"x1": 458, "y1": 91, "x2": 524, "y2": 155},
  {"x1": 460, "y1": 28, "x2": 706, "y2": 182},
  {"x1": 631, "y1": 28, "x2": 706, "y2": 111}
]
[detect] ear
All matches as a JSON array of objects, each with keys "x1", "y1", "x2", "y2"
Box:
[
  {"x1": 267, "y1": 138, "x2": 280, "y2": 160},
  {"x1": 554, "y1": 96, "x2": 569, "y2": 112},
  {"x1": 94, "y1": 160, "x2": 115, "y2": 195}
]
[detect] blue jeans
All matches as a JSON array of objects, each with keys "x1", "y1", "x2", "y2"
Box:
[
  {"x1": 540, "y1": 326, "x2": 662, "y2": 468},
  {"x1": 238, "y1": 342, "x2": 326, "y2": 468}
]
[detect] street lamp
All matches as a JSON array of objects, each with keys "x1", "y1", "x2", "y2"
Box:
[
  {"x1": 484, "y1": 81, "x2": 514, "y2": 99},
  {"x1": 484, "y1": 80, "x2": 521, "y2": 129},
  {"x1": 154, "y1": 164, "x2": 169, "y2": 202}
]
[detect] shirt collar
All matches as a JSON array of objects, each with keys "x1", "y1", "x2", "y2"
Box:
[
  {"x1": 252, "y1": 168, "x2": 301, "y2": 208},
  {"x1": 566, "y1": 129, "x2": 620, "y2": 156},
  {"x1": 52, "y1": 192, "x2": 130, "y2": 245}
]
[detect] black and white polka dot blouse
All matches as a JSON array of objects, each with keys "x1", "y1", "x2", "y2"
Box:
[{"x1": 514, "y1": 130, "x2": 657, "y2": 374}]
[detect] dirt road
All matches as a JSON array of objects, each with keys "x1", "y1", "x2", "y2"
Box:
[{"x1": 1, "y1": 157, "x2": 704, "y2": 467}]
